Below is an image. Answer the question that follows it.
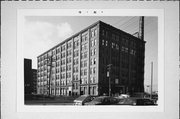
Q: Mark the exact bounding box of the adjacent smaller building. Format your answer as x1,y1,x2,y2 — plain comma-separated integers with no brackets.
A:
24,59,37,95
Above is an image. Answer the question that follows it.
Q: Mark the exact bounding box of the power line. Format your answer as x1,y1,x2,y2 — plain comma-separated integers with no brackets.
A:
118,17,137,28
113,17,156,36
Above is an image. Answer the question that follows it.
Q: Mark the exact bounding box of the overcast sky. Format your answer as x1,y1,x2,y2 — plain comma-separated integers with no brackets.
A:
24,16,158,91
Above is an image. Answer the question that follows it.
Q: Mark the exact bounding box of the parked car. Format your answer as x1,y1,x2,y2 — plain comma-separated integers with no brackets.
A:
134,98,155,106
73,95,96,105
84,96,119,105
117,97,156,106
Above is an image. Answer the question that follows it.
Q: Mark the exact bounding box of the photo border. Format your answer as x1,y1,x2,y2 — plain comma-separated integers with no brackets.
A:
17,9,164,112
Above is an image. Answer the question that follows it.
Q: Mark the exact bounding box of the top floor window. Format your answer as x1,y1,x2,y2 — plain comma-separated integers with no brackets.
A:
74,40,79,49
67,42,72,49
91,28,97,37
82,34,88,42
61,45,66,51
102,29,108,37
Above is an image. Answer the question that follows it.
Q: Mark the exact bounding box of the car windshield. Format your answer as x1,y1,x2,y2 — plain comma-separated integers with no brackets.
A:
75,95,89,101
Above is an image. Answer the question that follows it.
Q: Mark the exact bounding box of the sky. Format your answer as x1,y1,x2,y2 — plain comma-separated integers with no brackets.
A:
24,16,158,91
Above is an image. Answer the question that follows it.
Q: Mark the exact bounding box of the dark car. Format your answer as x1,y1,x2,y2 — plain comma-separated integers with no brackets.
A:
118,98,156,106
84,96,119,105
134,98,155,105
73,95,96,105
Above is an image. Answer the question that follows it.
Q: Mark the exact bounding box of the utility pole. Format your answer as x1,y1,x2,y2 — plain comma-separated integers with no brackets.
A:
107,64,112,96
47,55,56,97
150,62,153,99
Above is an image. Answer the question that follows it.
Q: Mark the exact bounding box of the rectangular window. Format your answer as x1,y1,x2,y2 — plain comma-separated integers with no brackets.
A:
90,49,93,56
82,34,88,42
94,58,96,64
84,69,87,75
93,77,96,83
74,40,79,49
91,30,94,37
94,49,96,55
102,30,105,36
102,40,104,46
84,43,87,50
106,41,108,46
93,67,96,74
115,79,119,84
94,29,97,36
84,60,87,67
90,68,93,74
81,69,84,76
90,59,93,65
94,38,97,46
91,39,94,47
116,44,119,50
81,61,84,67
84,52,87,58
81,53,84,59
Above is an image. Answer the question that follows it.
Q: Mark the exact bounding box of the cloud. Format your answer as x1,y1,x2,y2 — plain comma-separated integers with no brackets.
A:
24,21,55,42
24,20,73,68
57,22,73,39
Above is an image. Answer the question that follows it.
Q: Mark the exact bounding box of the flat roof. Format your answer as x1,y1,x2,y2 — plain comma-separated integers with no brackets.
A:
37,20,101,58
37,20,145,58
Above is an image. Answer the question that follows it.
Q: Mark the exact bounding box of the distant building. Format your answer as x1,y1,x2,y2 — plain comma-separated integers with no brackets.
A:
24,59,37,95
37,21,145,96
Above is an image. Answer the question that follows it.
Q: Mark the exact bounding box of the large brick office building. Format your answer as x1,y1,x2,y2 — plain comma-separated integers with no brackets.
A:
37,21,145,96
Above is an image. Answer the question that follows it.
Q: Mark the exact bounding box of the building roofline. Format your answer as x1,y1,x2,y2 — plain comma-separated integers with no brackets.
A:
99,21,146,43
37,20,145,58
37,20,101,58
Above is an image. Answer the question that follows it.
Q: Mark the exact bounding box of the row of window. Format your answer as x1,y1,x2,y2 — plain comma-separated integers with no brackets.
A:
38,28,98,62
37,78,97,87
38,66,97,78
81,86,97,95
38,38,98,63
39,57,96,72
